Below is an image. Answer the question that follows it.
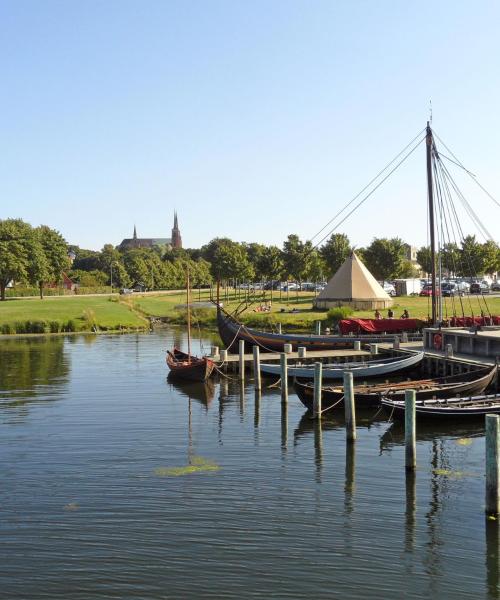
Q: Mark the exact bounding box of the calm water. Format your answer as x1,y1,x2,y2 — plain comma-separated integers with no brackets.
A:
0,332,498,599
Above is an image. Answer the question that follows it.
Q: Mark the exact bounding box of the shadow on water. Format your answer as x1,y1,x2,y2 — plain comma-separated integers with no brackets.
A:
0,337,70,417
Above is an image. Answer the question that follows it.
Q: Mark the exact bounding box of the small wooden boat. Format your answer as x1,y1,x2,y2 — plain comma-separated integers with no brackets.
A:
294,365,497,411
381,393,500,420
260,351,424,380
166,348,215,382
167,269,215,382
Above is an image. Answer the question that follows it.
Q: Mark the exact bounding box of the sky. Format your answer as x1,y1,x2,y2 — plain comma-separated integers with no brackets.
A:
1,0,499,251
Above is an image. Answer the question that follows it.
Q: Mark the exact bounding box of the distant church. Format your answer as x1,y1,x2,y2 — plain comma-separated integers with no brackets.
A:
118,213,182,251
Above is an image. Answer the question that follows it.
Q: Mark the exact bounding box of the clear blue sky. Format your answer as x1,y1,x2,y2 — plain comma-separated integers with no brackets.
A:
1,0,499,250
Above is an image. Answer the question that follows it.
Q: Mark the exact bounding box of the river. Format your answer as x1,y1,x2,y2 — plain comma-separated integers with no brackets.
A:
0,332,497,599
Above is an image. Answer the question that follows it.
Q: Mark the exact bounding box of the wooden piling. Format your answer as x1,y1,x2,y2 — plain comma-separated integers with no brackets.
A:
277,323,282,334
405,389,416,471
211,345,219,358
343,371,356,441
239,339,245,381
313,362,322,419
280,353,288,402
370,343,378,355
220,348,228,362
298,346,307,359
486,414,500,515
284,343,292,354
353,341,361,351
315,320,321,335
393,336,400,350
253,345,261,391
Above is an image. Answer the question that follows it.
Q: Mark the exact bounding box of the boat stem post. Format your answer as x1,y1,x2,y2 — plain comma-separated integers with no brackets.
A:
313,362,322,419
280,353,288,402
253,345,261,391
239,340,245,381
486,414,500,516
343,371,356,441
315,321,321,335
405,389,416,471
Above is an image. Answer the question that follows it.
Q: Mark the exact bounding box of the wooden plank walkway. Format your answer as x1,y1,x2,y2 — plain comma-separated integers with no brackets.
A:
211,348,371,364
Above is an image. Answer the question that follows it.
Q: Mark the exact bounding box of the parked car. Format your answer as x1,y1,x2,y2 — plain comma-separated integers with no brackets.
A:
441,282,464,297
420,284,440,297
454,280,471,293
491,281,500,292
470,281,490,294
119,288,133,295
379,281,396,297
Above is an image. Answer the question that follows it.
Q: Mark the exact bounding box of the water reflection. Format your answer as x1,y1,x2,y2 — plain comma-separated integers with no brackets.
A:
0,337,70,417
167,377,216,408
344,441,356,515
486,519,500,600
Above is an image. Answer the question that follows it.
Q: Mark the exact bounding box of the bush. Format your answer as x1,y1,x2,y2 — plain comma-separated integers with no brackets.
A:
327,306,354,326
0,323,15,334
49,320,61,333
63,319,77,332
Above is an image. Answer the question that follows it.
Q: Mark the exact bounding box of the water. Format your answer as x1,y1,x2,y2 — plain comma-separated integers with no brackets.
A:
0,332,498,599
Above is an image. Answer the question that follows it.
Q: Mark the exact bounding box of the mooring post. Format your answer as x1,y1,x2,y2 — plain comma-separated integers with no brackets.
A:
211,345,219,358
344,371,356,441
354,341,361,351
405,389,416,471
445,343,454,358
284,343,292,354
253,345,261,391
280,352,288,402
313,362,322,419
298,346,307,360
402,332,408,343
370,343,378,355
220,348,228,362
486,414,500,516
315,320,321,335
239,339,245,381
393,336,400,350
277,323,282,334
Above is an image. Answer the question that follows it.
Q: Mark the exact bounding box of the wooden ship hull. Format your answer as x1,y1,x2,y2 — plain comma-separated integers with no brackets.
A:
217,307,402,353
166,348,215,382
381,393,500,420
294,365,497,411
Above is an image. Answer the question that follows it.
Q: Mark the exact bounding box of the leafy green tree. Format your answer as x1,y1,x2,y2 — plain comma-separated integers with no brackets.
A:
482,240,500,276
33,225,69,298
0,219,33,301
282,234,313,284
305,250,326,283
27,237,50,299
245,243,267,280
72,247,101,271
213,243,254,282
441,243,460,276
460,235,485,276
416,246,433,276
362,237,406,281
320,233,351,278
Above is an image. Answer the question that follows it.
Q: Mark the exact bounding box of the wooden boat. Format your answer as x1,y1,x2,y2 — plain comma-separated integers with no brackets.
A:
294,365,497,410
217,306,405,353
167,269,214,382
260,351,424,380
381,393,500,420
166,348,215,382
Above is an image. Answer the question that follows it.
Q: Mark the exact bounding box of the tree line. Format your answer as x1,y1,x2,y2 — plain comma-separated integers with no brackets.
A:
1,218,498,301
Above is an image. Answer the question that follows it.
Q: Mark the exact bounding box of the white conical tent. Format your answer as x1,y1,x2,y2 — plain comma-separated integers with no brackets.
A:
314,251,393,310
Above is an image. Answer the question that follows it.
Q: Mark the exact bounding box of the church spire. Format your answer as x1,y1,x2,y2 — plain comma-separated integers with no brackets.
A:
133,224,137,239
171,212,182,249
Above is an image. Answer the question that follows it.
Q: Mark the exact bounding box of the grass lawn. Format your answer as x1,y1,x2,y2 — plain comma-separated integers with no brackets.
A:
131,291,500,331
0,295,147,333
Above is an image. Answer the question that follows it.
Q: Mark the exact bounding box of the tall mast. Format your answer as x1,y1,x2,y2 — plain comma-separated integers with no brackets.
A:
186,267,192,360
426,121,437,325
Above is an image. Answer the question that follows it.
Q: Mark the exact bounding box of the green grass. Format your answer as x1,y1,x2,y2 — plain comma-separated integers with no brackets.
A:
0,295,148,334
2,291,498,336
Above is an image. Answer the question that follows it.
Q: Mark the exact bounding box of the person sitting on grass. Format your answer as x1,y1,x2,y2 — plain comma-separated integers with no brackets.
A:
401,309,409,319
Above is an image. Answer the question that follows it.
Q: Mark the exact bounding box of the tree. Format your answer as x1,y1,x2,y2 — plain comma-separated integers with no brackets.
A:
441,242,460,276
212,243,254,282
245,243,267,280
0,219,33,301
27,237,50,299
460,235,485,276
363,238,406,280
305,250,326,283
416,246,433,276
282,234,313,284
482,240,500,276
33,225,69,298
320,233,351,278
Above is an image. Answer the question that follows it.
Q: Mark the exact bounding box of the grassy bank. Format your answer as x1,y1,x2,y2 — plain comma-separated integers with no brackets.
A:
0,296,148,334
131,292,500,331
1,291,498,336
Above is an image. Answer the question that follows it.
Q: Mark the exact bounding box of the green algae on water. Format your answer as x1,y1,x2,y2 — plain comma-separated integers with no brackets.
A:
155,456,220,477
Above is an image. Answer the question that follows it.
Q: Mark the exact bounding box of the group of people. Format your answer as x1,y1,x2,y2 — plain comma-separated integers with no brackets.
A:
374,308,409,320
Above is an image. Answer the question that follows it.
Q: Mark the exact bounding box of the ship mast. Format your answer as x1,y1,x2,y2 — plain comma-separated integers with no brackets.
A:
186,267,192,360
426,121,438,325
